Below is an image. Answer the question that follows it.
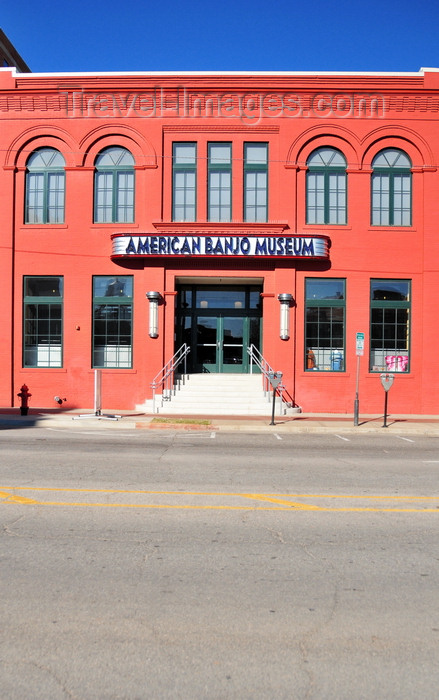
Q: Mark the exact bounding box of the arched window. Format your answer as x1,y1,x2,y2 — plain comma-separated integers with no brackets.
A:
306,148,347,225
371,149,412,226
25,148,65,224
94,147,135,223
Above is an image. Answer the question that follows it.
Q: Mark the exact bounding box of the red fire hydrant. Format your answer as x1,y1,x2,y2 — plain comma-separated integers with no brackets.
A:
17,384,32,416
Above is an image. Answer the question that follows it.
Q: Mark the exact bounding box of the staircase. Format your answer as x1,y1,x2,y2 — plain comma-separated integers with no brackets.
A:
140,373,288,417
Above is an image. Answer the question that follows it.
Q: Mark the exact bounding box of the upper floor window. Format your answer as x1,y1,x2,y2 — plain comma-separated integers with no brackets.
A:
173,143,197,221
244,143,268,222
371,149,411,226
25,148,65,224
208,143,232,222
306,148,347,225
94,147,135,223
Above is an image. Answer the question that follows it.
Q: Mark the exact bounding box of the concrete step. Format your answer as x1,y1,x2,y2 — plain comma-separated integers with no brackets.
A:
137,372,285,416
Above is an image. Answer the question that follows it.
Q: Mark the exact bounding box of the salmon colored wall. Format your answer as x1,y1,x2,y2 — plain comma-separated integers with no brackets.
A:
1,69,439,412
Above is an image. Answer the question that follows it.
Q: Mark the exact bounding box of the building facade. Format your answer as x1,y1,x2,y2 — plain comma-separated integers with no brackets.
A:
1,67,438,413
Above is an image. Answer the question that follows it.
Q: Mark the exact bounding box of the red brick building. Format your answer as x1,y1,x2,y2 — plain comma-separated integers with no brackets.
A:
1,65,438,413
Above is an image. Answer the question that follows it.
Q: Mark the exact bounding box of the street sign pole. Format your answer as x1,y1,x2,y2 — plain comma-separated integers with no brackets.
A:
354,333,364,427
354,356,360,426
268,371,283,426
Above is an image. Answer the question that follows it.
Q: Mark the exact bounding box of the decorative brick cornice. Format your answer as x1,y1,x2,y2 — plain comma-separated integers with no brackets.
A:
152,221,289,234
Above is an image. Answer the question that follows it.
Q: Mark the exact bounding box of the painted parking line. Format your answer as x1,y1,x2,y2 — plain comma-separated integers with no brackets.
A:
178,432,216,439
0,486,438,512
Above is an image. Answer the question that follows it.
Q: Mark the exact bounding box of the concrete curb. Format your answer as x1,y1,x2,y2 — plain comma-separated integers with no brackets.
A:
1,410,439,435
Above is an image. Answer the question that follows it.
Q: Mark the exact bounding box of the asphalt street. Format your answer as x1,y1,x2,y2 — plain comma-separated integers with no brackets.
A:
1,429,438,699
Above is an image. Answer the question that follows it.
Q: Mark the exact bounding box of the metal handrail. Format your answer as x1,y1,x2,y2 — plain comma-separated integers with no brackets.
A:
247,344,274,395
151,343,190,413
247,344,287,413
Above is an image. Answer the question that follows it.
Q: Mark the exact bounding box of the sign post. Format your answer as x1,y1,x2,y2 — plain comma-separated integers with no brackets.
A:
380,373,394,428
354,333,364,426
268,371,283,426
73,370,121,421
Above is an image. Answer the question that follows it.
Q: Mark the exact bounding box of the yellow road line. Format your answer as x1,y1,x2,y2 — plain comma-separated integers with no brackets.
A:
0,486,438,512
2,486,439,501
0,489,38,505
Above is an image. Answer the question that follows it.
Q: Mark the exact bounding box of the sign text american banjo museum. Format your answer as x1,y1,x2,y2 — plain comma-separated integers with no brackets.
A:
111,234,330,259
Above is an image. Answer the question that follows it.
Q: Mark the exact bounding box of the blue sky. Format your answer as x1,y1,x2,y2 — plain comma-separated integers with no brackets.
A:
2,0,439,73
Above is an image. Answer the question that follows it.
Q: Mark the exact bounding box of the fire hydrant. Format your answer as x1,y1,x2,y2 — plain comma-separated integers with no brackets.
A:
17,384,32,416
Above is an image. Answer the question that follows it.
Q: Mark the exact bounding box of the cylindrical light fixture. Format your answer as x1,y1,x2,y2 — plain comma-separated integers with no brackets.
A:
278,293,294,340
146,291,161,338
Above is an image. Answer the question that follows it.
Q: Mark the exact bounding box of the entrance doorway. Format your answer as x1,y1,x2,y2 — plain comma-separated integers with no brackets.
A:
176,284,262,373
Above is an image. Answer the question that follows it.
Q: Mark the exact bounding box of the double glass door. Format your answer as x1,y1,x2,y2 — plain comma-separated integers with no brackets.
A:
196,315,260,373
176,285,262,374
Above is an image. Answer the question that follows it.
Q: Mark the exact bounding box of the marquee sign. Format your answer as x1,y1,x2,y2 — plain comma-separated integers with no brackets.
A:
111,233,330,259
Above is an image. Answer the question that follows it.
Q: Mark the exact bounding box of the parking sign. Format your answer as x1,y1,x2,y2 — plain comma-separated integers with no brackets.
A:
356,332,365,356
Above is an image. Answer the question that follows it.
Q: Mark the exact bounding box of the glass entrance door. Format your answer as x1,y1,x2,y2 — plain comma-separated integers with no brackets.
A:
196,316,245,373
176,284,262,374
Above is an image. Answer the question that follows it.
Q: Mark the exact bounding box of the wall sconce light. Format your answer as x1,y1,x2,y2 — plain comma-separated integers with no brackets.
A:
146,291,161,338
278,293,294,340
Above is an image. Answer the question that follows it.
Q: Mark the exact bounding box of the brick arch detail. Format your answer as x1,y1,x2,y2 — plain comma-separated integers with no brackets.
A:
79,125,157,168
286,125,361,170
5,127,79,168
360,126,435,170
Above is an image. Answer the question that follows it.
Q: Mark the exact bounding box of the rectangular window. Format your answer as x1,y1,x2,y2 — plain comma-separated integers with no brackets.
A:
306,172,346,225
305,279,346,371
371,173,390,226
306,172,325,224
94,171,113,223
173,143,197,221
23,276,63,367
208,143,232,222
369,279,410,372
371,173,411,226
92,276,133,368
26,172,65,224
244,143,268,222
94,171,135,223
26,173,45,224
116,171,135,222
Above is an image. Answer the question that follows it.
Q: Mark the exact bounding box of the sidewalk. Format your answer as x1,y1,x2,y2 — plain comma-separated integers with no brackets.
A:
1,408,439,434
